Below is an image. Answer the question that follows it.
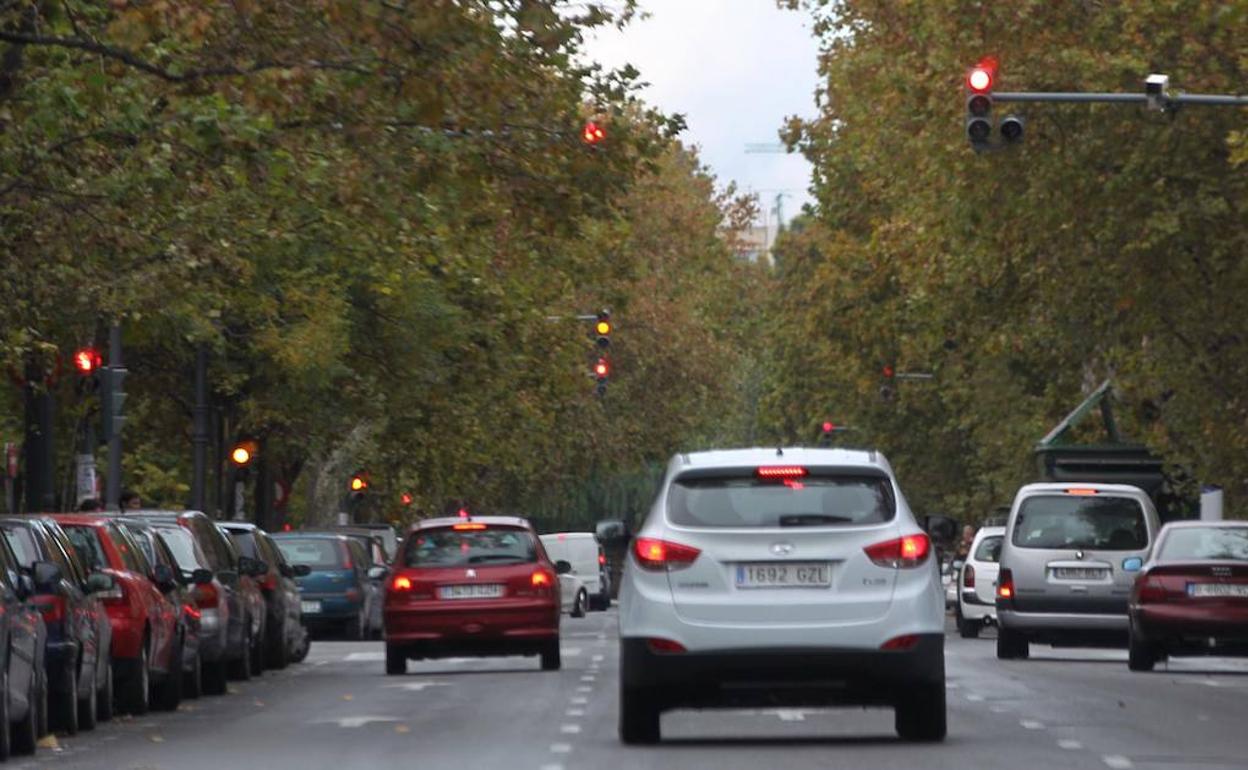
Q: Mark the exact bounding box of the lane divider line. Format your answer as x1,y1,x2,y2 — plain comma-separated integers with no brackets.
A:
1103,756,1133,769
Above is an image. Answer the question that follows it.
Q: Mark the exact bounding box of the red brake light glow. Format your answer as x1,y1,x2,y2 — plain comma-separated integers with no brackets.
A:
997,568,1015,600
531,570,552,587
1065,488,1099,496
392,575,413,591
633,537,700,571
646,638,686,654
756,466,808,480
864,534,931,568
453,523,487,531
598,554,606,566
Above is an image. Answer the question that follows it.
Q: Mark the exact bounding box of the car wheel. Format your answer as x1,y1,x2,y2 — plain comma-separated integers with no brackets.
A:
344,613,364,642
619,686,660,744
202,659,228,696
0,664,10,761
184,649,203,700
267,621,289,670
385,645,406,676
540,639,561,671
96,662,114,722
571,590,588,619
12,668,38,756
153,633,183,711
996,626,1029,660
58,659,79,735
289,631,310,664
956,606,980,639
250,624,266,677
120,642,151,715
78,657,98,731
1128,629,1157,672
230,625,253,681
895,681,947,742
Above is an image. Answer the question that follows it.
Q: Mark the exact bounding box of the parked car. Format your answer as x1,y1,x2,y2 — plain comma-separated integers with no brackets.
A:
996,483,1160,660
617,448,947,744
382,516,564,675
221,522,311,668
273,533,383,640
331,523,398,564
0,530,47,758
956,526,1005,638
126,511,268,685
116,518,204,702
53,514,181,715
0,516,113,733
540,532,610,611
1128,521,1248,671
302,528,388,636
941,558,963,609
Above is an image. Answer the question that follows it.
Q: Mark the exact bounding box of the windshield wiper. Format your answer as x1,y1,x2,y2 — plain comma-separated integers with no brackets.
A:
778,514,853,527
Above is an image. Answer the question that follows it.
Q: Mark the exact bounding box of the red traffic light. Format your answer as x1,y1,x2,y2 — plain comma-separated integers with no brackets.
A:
400,493,413,506
822,421,836,433
594,358,609,378
582,121,605,145
73,347,102,375
967,56,998,93
882,365,895,378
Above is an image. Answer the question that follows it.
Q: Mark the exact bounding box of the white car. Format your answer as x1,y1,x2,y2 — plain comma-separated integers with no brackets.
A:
617,447,947,744
540,532,610,611
555,567,589,618
955,526,1005,638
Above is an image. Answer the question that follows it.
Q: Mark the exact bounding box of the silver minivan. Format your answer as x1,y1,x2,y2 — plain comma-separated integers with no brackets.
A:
996,482,1161,659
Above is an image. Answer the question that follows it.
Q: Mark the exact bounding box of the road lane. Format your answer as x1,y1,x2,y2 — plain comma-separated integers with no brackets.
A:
14,612,1247,770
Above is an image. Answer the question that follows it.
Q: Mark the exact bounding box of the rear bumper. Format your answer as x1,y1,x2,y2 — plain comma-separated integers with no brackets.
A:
384,599,559,651
960,592,997,622
1133,605,1248,652
998,608,1127,645
299,594,362,622
619,634,944,710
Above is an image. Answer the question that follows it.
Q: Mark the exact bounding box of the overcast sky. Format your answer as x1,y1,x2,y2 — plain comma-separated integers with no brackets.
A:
583,0,821,224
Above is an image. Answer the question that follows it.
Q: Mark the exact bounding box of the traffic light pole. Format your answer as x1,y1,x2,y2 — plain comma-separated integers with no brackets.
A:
104,323,123,511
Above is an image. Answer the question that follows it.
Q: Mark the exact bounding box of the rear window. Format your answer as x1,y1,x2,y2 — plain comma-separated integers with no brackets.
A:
1,526,38,566
155,526,207,571
226,531,259,559
667,472,895,528
276,538,343,570
64,525,108,571
1012,495,1147,551
1158,527,1248,562
404,526,536,568
974,535,1003,563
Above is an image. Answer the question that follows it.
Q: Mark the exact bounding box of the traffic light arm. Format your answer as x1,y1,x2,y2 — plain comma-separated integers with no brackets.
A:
993,91,1247,107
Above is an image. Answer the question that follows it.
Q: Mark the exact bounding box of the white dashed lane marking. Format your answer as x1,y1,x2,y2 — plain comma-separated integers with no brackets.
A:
549,743,572,754
1103,756,1133,769
1020,719,1045,730
1058,739,1084,750
559,724,582,734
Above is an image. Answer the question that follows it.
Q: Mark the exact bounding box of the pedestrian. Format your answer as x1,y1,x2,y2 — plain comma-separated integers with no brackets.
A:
120,490,142,510
955,524,976,560
77,498,102,512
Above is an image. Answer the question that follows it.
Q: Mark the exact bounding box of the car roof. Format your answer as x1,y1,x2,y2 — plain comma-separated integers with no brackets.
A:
271,531,349,541
1159,520,1247,530
47,513,117,527
411,515,533,531
1015,482,1151,496
672,447,888,472
219,521,259,531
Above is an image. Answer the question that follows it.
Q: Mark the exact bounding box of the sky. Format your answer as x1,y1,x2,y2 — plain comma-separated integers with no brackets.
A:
583,0,822,225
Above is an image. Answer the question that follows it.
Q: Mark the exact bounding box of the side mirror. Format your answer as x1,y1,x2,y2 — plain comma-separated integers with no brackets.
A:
31,561,62,593
595,519,629,546
554,560,573,575
292,564,311,578
15,574,34,601
922,515,959,543
279,563,294,579
366,565,388,581
190,568,215,586
85,572,116,594
151,563,178,592
217,569,239,587
237,556,267,578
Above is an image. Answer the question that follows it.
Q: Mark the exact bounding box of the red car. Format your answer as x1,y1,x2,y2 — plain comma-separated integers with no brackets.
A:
1128,521,1248,671
383,516,565,675
53,515,181,714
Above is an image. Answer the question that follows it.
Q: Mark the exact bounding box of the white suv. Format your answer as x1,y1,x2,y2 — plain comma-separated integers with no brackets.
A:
617,447,946,744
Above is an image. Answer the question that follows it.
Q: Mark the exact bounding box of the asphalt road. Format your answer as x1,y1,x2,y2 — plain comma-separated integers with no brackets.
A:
12,612,1248,770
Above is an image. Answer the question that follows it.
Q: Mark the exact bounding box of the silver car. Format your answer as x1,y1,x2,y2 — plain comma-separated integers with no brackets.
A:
996,483,1160,659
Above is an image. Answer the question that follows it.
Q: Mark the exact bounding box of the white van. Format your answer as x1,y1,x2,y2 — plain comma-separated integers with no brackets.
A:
540,532,611,610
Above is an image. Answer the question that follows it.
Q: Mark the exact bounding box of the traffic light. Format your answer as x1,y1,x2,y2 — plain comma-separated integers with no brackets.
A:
594,310,611,349
880,365,896,402
400,493,413,507
99,365,128,443
582,120,605,145
349,473,369,493
965,57,996,151
72,347,102,376
230,439,258,467
1000,114,1025,144
593,356,609,397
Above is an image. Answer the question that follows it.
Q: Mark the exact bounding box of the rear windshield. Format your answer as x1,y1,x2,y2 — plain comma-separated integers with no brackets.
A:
1158,527,1248,562
974,535,1003,563
667,472,895,528
226,531,258,559
275,538,344,570
404,526,536,567
63,525,108,571
153,525,206,571
1012,495,1147,550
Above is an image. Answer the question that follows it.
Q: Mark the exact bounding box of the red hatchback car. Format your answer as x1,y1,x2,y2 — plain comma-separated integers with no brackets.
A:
383,516,565,675
53,515,181,714
1128,521,1248,671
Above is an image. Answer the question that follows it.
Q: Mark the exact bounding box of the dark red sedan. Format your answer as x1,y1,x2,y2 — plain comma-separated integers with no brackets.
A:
383,516,565,675
1128,521,1248,671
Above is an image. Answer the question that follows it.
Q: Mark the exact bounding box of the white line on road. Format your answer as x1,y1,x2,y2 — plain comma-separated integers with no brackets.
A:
566,708,585,717
563,648,583,657
591,654,604,662
540,765,564,770
1103,756,1133,769
576,686,593,693
560,724,582,734
1020,719,1045,730
344,652,385,662
570,696,588,705
315,715,402,728
550,743,572,754
384,681,450,692
1058,740,1084,750
966,693,985,701
768,709,808,722
580,675,596,682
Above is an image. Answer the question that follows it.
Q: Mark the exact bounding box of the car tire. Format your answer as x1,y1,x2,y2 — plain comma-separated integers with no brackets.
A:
289,633,310,664
895,681,947,742
956,607,980,639
58,660,79,735
385,645,406,676
996,626,1029,660
571,590,588,619
344,613,365,642
78,659,98,731
119,643,151,715
184,650,203,700
1128,630,1156,672
250,623,266,677
230,625,253,681
96,662,114,722
12,668,38,756
540,639,561,671
153,634,183,711
0,664,10,761
619,686,660,744
202,659,228,696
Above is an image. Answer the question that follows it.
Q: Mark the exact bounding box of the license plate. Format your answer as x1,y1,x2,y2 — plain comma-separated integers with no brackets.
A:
438,584,505,600
300,600,321,614
1189,583,1248,598
735,562,830,589
1052,567,1107,580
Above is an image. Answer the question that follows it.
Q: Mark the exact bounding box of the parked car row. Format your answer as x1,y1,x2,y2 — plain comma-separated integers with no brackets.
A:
0,510,315,762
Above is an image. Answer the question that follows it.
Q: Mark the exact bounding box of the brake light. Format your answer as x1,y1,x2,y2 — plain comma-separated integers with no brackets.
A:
963,563,976,588
632,537,701,571
756,466,808,479
194,580,220,609
259,573,277,592
453,523,487,531
1065,488,1099,496
183,603,202,621
531,570,552,587
33,595,66,624
392,575,413,591
863,534,930,568
881,634,919,650
646,638,686,654
598,554,606,566
997,568,1014,600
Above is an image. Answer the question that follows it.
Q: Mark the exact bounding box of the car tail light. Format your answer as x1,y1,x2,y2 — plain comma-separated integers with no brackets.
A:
453,523,487,531
194,580,220,609
646,638,686,654
997,568,1015,600
633,537,700,571
183,603,202,621
598,553,606,566
863,534,930,568
756,466,808,479
1065,488,1099,496
391,575,413,592
531,569,553,588
881,634,920,650
259,573,278,592
963,563,976,588
33,595,66,624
